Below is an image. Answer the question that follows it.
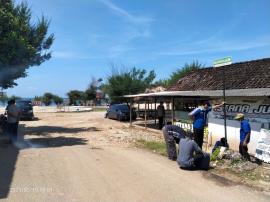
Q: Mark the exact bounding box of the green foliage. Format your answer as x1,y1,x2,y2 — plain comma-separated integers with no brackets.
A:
0,94,21,103
33,96,43,102
9,95,21,100
67,90,85,105
153,79,169,88
210,147,221,161
66,78,103,106
85,87,96,101
136,139,167,156
34,93,63,105
84,77,102,101
0,94,8,103
167,61,204,86
0,0,54,88
103,66,156,102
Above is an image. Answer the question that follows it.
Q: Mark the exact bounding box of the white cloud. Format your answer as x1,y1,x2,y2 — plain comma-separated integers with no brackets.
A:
157,36,270,56
94,0,154,59
99,0,153,25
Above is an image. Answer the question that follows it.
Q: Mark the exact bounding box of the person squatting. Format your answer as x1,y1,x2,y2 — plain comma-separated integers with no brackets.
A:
163,123,210,170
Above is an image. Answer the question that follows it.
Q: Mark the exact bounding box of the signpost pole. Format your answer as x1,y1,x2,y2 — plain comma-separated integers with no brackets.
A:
214,57,232,144
154,97,157,126
222,66,227,144
129,99,132,127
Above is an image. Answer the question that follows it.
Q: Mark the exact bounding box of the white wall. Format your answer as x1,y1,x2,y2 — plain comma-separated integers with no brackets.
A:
208,119,262,155
208,96,270,155
0,106,92,113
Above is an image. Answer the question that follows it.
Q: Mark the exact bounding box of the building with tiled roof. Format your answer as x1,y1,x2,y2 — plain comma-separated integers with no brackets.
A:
125,58,270,158
166,58,270,158
168,58,270,91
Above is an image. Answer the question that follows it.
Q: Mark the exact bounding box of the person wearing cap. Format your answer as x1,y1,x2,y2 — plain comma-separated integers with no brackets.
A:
234,113,251,161
189,101,224,149
162,123,187,161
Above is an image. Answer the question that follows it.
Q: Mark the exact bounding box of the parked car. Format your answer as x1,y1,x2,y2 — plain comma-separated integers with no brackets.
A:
16,100,34,120
106,104,136,121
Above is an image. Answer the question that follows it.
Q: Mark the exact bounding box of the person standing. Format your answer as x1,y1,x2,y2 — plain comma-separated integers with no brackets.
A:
189,101,224,149
234,113,251,161
6,99,21,143
162,123,187,161
157,102,165,130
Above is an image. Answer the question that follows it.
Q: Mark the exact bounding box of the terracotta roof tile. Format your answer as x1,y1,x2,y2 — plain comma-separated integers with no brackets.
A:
168,58,270,91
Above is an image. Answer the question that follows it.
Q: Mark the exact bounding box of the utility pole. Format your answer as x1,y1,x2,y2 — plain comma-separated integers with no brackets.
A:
213,57,232,144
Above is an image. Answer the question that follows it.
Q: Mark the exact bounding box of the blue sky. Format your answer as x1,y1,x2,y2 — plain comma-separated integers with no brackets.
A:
8,0,270,97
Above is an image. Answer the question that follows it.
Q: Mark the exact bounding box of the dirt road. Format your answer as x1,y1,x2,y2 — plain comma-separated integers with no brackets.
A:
0,112,269,202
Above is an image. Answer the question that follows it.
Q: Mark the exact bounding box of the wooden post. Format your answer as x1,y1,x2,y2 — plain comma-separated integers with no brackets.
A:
154,97,157,126
171,97,175,124
148,100,150,127
129,99,132,127
144,101,147,129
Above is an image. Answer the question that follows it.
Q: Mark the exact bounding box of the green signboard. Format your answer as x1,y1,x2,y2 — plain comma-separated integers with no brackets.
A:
213,57,232,67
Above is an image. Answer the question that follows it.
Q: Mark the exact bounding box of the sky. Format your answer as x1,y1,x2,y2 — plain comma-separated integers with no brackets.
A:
7,0,270,97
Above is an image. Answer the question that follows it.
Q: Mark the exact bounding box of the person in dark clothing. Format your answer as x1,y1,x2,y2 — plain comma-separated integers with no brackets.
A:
189,101,224,148
212,137,229,153
157,102,165,130
6,99,21,143
162,124,187,161
177,133,210,170
234,113,251,161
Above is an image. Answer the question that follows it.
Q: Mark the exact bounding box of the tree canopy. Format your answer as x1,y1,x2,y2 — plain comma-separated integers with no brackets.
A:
0,0,54,89
84,77,102,101
34,93,63,106
67,90,85,105
0,94,21,103
166,61,204,87
103,67,156,102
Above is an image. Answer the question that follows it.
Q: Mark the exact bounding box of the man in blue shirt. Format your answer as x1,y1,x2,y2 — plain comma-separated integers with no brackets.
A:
189,101,224,148
234,113,251,161
162,123,187,161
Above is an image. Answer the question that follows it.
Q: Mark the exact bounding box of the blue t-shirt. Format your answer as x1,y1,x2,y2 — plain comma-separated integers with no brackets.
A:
190,107,212,129
240,120,251,143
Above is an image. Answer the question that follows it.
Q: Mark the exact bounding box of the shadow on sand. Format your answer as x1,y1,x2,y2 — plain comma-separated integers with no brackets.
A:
23,125,101,136
0,124,91,199
134,122,160,130
0,144,19,199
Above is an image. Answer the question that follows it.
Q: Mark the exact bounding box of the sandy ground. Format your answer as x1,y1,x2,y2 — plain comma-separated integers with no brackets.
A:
0,111,269,202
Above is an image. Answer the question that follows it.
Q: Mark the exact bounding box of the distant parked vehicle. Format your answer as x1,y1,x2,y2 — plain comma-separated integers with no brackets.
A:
106,104,136,121
16,100,34,120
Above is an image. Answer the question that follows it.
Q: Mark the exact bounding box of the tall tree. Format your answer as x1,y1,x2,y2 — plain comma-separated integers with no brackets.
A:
41,93,53,106
84,77,103,101
0,0,54,89
40,92,63,106
153,79,169,88
34,93,62,105
67,90,85,105
167,61,204,86
103,66,156,102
